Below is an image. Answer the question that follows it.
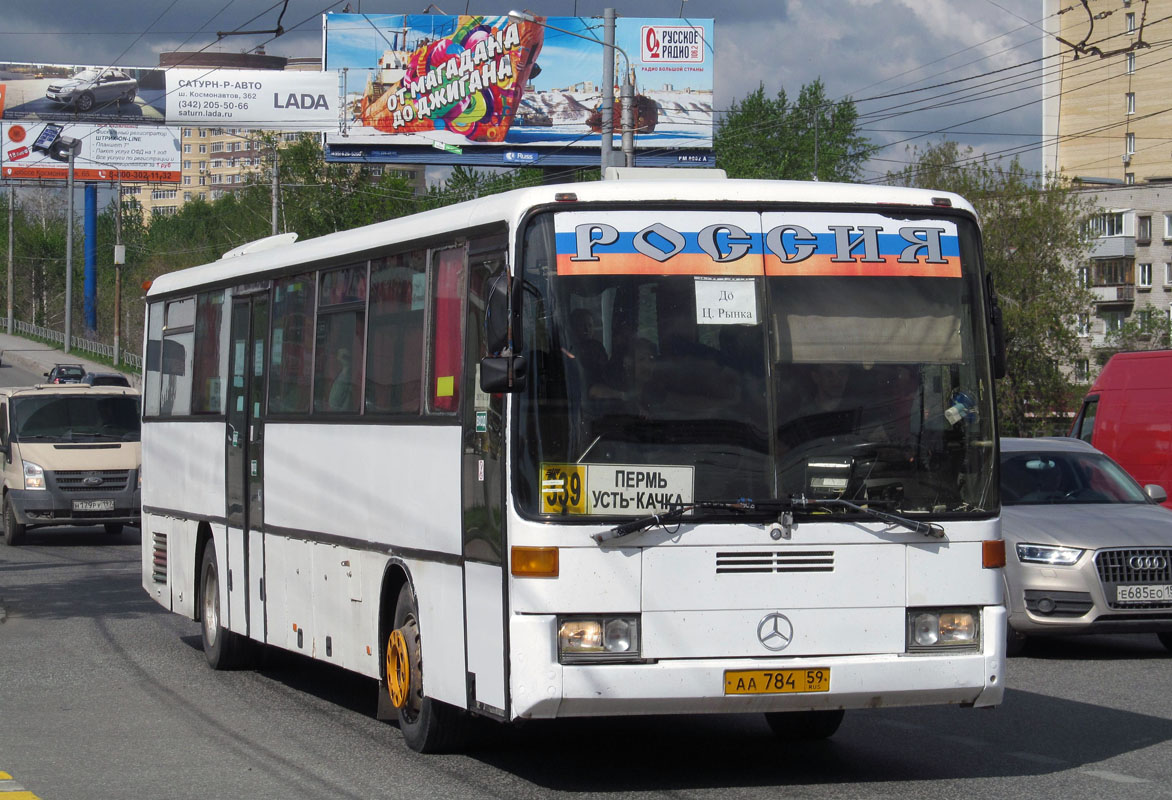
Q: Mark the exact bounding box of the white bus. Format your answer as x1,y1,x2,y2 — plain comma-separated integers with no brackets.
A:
141,169,1007,753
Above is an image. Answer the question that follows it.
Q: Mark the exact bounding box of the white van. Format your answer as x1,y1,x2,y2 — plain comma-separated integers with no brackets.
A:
0,385,141,545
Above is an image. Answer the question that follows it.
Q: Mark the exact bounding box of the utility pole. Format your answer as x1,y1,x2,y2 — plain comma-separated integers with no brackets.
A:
113,177,124,367
6,185,13,335
271,142,280,236
65,147,75,354
601,8,615,171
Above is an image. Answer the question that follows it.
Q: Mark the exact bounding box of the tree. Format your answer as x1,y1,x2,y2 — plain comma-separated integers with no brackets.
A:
887,141,1096,436
714,80,875,182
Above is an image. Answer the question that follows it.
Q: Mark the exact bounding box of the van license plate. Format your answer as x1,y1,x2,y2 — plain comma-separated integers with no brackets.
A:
1117,584,1172,603
724,668,830,695
73,499,114,512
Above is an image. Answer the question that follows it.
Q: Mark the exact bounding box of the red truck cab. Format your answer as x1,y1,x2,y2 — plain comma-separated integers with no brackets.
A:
1071,350,1172,508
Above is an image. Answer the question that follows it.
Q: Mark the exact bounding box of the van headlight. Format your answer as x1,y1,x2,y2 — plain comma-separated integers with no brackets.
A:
557,615,641,664
907,608,979,651
23,460,46,490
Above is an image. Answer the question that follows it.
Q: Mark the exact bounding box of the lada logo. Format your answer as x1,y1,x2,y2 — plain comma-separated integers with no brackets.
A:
756,612,794,651
1129,555,1168,570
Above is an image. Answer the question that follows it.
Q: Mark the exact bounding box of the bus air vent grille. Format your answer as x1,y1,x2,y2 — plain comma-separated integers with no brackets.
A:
152,532,167,584
715,550,835,574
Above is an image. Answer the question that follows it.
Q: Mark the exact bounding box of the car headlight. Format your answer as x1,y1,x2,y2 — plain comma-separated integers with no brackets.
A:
907,608,979,651
1016,543,1084,566
23,460,46,490
557,615,641,664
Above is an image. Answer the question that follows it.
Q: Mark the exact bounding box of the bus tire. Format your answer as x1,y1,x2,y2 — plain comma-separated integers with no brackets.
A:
200,540,248,669
763,709,845,740
4,496,25,546
388,583,472,753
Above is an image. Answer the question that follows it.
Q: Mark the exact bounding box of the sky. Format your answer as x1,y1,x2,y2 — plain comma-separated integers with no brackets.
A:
0,0,1047,181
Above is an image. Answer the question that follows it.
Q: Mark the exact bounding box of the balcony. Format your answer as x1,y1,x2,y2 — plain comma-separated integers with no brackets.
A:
1092,285,1135,305
1089,236,1136,259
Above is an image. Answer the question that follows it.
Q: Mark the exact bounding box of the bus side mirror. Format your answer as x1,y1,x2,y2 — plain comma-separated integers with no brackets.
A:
480,355,528,393
986,273,1007,379
484,273,512,355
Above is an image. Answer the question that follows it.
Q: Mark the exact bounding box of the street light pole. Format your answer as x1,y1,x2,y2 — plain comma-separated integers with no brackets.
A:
508,9,635,171
65,147,75,354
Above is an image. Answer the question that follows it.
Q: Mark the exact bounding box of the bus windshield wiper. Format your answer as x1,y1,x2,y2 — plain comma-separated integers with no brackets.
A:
593,495,944,544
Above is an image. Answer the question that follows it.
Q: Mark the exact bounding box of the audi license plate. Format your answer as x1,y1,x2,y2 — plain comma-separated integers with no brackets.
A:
1117,584,1172,603
724,667,830,695
73,499,115,512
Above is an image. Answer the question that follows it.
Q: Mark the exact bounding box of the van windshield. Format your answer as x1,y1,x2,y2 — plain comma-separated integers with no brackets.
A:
12,395,141,442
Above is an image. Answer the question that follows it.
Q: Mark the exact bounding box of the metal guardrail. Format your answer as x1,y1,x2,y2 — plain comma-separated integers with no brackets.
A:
10,320,142,370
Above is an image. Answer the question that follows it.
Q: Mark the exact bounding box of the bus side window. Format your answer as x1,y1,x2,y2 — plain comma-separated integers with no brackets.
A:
431,246,467,413
366,251,426,414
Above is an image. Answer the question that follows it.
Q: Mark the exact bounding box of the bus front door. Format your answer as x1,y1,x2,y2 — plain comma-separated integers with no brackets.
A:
226,294,269,644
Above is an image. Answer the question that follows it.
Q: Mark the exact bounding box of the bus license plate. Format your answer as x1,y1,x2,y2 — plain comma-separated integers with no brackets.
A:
724,668,830,695
1117,584,1172,603
73,499,115,512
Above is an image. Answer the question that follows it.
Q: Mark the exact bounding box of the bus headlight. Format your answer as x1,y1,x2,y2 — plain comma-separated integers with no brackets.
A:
557,615,641,664
907,608,979,651
23,460,46,490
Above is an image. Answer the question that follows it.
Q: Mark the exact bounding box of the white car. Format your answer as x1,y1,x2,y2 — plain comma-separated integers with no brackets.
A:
45,69,137,113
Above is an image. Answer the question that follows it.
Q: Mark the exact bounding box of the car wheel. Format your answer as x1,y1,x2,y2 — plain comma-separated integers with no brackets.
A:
386,584,473,753
1158,632,1172,653
76,92,95,112
200,540,249,669
3,495,25,546
1006,625,1029,657
104,523,124,536
763,709,845,740
123,89,136,104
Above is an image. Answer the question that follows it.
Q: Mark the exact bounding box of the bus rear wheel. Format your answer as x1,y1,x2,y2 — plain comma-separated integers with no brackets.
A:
200,540,249,669
386,584,472,753
763,709,845,740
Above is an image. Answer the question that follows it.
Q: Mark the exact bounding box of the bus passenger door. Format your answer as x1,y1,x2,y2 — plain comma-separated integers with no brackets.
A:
226,294,269,643
460,239,509,719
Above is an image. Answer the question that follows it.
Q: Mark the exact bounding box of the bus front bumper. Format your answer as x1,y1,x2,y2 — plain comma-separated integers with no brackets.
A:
509,606,1005,720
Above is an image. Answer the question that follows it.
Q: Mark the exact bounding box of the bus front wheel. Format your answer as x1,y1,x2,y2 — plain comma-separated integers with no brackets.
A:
200,540,249,669
387,584,472,753
763,709,845,740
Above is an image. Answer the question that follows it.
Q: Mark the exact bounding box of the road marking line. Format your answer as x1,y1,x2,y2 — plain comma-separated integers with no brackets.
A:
1082,769,1150,784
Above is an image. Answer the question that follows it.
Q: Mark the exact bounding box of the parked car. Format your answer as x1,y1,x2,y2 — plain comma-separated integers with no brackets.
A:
44,364,85,384
82,372,131,387
45,68,138,113
1000,436,1172,655
1071,349,1172,508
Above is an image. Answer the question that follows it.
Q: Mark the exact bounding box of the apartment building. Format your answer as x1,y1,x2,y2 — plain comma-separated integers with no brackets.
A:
1042,0,1172,183
1070,182,1172,380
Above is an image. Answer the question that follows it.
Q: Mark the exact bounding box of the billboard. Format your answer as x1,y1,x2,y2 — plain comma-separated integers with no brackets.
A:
1,121,180,182
323,13,714,168
0,62,341,131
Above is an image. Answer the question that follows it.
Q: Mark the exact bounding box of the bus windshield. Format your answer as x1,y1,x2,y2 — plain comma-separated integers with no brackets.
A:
515,207,997,520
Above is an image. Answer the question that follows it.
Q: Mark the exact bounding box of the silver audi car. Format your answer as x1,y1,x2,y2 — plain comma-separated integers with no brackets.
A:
1001,436,1172,654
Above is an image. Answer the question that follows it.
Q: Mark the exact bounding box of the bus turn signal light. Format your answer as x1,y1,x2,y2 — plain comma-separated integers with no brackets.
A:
983,540,1006,568
511,546,559,577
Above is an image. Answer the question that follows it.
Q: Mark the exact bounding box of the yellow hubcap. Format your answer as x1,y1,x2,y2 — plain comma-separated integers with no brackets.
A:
387,629,410,709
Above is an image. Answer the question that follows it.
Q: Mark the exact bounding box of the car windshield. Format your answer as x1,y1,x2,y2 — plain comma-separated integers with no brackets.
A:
514,207,997,521
1001,450,1149,505
12,395,141,442
72,69,101,81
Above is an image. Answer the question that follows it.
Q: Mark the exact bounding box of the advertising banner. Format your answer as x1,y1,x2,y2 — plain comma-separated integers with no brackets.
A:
165,69,340,130
1,62,341,131
323,13,714,167
1,121,181,182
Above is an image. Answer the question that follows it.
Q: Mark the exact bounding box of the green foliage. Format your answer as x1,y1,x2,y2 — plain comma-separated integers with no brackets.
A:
714,80,875,182
886,141,1096,436
1097,312,1172,365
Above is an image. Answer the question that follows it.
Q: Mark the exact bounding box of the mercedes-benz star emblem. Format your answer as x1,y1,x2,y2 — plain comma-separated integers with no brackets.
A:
757,612,794,651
